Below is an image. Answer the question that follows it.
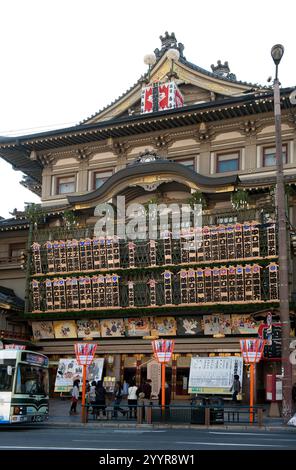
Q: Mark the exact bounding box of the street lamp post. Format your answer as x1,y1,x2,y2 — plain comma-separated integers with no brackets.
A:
271,44,292,420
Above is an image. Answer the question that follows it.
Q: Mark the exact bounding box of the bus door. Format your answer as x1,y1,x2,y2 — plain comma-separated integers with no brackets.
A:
14,362,49,422
0,358,14,423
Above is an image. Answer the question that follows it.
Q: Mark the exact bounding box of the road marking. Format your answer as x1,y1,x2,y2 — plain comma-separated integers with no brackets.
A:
209,432,296,441
176,442,286,447
113,430,166,433
209,432,277,436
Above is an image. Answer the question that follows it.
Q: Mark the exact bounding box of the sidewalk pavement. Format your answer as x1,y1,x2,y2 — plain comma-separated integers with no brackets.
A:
46,398,296,431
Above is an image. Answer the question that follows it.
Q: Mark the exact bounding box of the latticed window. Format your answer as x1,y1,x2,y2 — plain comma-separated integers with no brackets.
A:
174,158,195,170
57,176,76,194
216,151,239,173
263,144,287,167
94,170,112,189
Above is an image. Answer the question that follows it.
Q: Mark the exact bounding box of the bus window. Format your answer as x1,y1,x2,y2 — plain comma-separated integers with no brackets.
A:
0,363,14,391
15,365,49,395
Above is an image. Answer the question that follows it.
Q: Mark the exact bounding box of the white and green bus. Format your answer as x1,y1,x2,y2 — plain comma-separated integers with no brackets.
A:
0,349,49,424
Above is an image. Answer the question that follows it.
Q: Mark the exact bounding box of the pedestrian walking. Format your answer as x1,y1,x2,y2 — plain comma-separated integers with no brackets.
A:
85,380,91,404
89,380,97,413
127,380,138,418
230,374,241,402
136,378,152,420
113,381,127,418
95,380,107,418
122,379,129,397
69,379,80,415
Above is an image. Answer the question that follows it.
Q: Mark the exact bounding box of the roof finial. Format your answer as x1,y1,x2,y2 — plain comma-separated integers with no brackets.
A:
154,32,185,60
211,60,236,80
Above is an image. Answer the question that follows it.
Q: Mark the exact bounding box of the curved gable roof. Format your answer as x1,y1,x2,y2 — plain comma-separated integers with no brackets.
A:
68,159,238,207
82,34,263,125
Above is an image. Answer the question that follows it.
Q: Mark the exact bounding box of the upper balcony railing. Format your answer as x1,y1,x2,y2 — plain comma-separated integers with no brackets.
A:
0,255,23,269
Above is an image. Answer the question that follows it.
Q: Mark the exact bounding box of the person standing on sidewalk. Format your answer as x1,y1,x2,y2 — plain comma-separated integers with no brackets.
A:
89,380,97,414
137,378,152,420
69,379,80,415
113,381,127,418
230,374,241,402
95,380,107,418
127,380,138,419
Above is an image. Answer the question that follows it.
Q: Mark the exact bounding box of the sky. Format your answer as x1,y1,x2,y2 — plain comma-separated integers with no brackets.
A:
0,0,295,218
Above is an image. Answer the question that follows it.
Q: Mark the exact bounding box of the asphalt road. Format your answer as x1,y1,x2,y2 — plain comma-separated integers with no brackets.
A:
0,427,295,450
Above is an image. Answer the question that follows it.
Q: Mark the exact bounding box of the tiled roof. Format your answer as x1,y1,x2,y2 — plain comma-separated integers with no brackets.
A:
79,44,263,125
0,217,29,231
180,57,261,89
0,286,24,311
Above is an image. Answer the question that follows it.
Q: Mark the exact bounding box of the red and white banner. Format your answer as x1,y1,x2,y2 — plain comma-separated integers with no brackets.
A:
141,81,184,114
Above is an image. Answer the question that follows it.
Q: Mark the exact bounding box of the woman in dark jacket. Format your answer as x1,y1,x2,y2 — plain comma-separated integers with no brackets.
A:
158,382,171,406
95,380,107,418
158,382,171,419
113,381,127,418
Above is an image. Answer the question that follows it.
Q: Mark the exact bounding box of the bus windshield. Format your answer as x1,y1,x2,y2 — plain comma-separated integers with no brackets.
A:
0,361,15,392
15,364,49,395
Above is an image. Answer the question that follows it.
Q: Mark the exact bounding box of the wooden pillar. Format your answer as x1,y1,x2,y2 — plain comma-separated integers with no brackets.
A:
136,357,141,387
171,357,177,400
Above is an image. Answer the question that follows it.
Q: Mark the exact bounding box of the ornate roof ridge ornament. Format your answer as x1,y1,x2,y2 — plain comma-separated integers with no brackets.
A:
134,149,160,164
211,60,237,81
154,32,186,61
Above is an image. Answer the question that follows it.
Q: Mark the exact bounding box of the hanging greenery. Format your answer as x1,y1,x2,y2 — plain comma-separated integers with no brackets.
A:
25,203,45,227
62,210,77,228
231,189,249,210
187,191,207,209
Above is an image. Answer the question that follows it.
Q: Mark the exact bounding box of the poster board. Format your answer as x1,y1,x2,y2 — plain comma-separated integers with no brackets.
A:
32,321,55,339
54,358,104,392
76,319,101,338
150,316,176,336
177,317,203,336
100,319,125,337
188,356,243,395
203,314,232,335
53,320,77,339
126,317,150,337
231,315,260,334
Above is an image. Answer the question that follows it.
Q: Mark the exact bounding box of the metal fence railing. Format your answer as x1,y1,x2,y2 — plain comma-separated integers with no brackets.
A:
83,403,265,427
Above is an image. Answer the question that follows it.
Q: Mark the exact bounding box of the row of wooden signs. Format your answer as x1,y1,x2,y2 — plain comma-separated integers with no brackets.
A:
31,313,263,340
31,263,279,312
31,222,277,275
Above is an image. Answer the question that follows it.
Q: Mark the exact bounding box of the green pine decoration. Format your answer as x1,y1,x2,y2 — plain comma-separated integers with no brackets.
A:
187,191,207,209
231,189,249,210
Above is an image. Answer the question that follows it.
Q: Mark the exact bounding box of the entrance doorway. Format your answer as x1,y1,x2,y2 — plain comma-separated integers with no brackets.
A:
176,367,190,396
123,367,136,386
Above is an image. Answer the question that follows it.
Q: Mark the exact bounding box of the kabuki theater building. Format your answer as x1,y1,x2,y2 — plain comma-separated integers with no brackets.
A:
0,33,296,401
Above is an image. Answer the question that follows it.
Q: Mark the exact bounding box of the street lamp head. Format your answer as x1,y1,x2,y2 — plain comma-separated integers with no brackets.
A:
166,48,180,62
144,53,156,66
271,44,284,65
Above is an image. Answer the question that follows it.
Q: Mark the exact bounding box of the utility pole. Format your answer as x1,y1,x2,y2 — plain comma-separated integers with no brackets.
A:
271,44,292,420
